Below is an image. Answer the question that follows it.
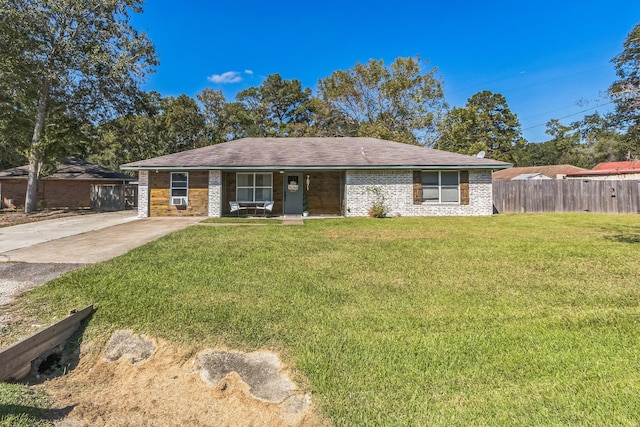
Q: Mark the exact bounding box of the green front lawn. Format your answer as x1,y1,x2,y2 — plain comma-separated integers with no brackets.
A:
0,383,51,427
4,214,640,425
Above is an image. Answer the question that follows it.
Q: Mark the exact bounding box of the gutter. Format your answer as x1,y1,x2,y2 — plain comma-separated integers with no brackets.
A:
121,164,512,172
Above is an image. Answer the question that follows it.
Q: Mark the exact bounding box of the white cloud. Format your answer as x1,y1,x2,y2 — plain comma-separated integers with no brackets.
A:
244,69,254,75
207,71,242,84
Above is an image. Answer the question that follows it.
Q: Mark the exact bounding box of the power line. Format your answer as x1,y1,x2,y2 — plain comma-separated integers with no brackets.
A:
447,63,612,97
521,101,615,131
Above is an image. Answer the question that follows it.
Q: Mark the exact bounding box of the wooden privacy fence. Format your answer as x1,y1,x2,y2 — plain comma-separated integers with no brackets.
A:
91,184,137,211
493,180,640,214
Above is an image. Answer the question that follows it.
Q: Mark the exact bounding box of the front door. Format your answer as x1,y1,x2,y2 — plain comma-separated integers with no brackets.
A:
284,173,303,215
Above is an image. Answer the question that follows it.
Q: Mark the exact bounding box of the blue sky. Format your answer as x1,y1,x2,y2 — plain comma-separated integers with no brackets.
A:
132,1,640,142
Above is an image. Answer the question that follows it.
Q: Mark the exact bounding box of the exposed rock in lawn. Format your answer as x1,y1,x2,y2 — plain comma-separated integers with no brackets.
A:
198,350,306,406
104,330,156,364
283,393,313,414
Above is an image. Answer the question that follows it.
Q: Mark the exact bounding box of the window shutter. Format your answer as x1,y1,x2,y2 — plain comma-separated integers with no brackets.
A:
413,171,422,205
460,170,469,205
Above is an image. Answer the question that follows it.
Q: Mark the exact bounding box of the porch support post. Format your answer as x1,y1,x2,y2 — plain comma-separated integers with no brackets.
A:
208,170,222,217
137,170,149,218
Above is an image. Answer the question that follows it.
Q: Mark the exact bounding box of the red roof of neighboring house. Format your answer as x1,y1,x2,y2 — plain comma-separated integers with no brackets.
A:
592,161,640,171
565,161,640,177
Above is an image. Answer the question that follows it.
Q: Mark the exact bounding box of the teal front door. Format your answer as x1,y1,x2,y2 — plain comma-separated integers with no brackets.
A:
284,173,303,215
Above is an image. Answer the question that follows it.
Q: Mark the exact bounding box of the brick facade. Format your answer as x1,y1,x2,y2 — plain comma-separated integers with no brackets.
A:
0,179,131,210
135,168,495,217
344,169,494,217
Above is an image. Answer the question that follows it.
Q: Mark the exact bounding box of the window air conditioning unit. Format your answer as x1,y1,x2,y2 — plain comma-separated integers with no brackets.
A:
171,197,187,206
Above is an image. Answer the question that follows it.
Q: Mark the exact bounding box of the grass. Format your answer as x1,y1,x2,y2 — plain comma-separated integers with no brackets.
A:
3,213,640,425
201,217,277,224
0,383,52,426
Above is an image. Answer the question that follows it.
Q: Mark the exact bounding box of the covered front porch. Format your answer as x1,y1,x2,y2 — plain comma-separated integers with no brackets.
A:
221,170,345,217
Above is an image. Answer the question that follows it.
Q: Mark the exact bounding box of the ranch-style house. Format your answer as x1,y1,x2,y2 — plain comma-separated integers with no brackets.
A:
120,137,511,218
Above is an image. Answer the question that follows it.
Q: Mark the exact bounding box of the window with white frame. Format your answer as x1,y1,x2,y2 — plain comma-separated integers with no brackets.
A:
422,171,459,203
170,172,188,206
236,172,273,202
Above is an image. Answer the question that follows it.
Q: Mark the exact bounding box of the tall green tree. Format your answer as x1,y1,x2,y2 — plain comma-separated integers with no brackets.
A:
221,101,261,140
161,94,207,152
437,90,525,162
90,92,212,170
610,24,640,121
235,74,314,137
90,114,159,173
317,57,446,145
0,0,157,212
519,113,623,168
541,119,594,167
574,113,625,163
303,97,359,137
89,92,163,172
0,96,30,168
609,23,640,159
197,88,230,144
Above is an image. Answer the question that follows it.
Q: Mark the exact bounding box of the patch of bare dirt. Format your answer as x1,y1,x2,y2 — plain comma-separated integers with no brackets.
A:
39,331,326,427
0,209,96,228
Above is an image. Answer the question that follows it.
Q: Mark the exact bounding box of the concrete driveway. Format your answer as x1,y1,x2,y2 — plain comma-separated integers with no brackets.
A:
0,211,139,255
0,212,204,305
0,212,204,263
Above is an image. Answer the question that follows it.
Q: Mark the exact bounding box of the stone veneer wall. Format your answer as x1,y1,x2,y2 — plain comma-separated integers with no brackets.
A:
137,170,149,218
208,170,222,217
344,169,493,217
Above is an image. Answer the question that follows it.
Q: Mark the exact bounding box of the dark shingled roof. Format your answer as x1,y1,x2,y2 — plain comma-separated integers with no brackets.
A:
0,157,134,181
121,137,512,170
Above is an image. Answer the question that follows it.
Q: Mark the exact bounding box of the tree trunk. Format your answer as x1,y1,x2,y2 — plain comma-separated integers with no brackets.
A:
24,150,41,213
25,77,50,213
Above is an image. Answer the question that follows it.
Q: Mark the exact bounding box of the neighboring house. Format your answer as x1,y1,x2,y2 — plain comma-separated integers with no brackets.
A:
493,164,588,180
512,173,552,180
564,161,640,180
121,137,511,218
0,157,135,209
